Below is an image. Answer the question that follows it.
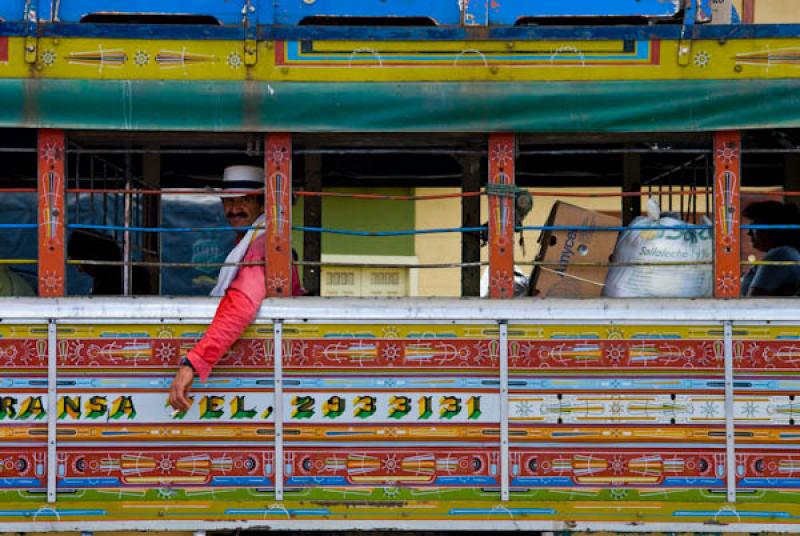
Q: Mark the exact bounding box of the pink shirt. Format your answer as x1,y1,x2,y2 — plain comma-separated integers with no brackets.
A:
187,234,302,381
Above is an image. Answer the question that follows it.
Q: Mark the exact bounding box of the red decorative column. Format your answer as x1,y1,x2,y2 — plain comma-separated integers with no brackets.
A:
264,133,293,297
713,131,741,298
37,129,66,297
488,133,516,299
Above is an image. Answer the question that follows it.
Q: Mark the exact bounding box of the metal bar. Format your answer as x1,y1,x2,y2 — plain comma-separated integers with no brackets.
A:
296,148,481,155
303,154,322,296
519,148,711,155
499,321,509,502
122,155,132,296
46,319,57,503
713,131,742,298
273,320,284,502
265,133,293,297
65,258,713,269
37,129,66,297
723,320,736,503
142,147,161,294
6,296,800,323
55,147,800,156
488,134,516,299
460,154,481,297
622,151,641,225
643,154,707,186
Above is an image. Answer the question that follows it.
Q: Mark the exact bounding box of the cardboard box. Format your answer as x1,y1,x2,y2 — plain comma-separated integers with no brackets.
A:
530,201,620,298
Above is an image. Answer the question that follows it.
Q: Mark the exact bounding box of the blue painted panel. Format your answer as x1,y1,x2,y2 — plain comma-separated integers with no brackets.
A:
0,1,25,23
273,0,462,26
56,0,253,25
490,0,681,25
463,0,488,26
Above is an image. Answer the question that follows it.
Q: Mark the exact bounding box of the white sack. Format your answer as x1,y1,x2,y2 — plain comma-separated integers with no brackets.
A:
603,198,712,298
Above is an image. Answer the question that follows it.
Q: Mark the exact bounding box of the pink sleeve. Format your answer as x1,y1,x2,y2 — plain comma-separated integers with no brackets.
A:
186,284,260,381
234,234,304,297
186,235,303,380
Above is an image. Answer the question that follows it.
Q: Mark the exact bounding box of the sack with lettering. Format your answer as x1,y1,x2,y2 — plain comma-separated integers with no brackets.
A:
603,198,713,298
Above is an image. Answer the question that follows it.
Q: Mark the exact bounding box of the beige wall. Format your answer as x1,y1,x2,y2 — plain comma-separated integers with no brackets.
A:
732,0,800,23
414,187,463,296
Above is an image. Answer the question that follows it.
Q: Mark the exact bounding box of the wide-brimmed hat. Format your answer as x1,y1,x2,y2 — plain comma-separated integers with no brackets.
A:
218,165,264,198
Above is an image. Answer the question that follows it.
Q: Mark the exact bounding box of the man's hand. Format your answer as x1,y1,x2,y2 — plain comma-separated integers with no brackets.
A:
168,366,195,412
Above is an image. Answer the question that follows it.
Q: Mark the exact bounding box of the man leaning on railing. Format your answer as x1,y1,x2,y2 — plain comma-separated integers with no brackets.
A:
168,165,303,411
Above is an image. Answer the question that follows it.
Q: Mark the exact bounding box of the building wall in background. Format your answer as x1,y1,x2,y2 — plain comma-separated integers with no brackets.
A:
733,0,800,23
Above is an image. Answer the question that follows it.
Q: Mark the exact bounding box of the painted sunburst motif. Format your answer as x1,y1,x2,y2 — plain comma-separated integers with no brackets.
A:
381,326,400,339
154,343,177,364
605,327,624,340
267,274,289,294
40,49,57,66
134,50,150,66
39,270,63,295
717,271,738,294
717,143,740,164
41,142,64,165
381,343,401,361
267,144,289,164
491,144,514,167
693,50,711,68
227,51,244,69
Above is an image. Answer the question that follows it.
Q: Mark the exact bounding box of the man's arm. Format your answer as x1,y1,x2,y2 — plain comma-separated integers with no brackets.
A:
168,264,265,411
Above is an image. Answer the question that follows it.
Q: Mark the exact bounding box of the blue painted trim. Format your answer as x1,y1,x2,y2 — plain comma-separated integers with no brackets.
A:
2,22,800,41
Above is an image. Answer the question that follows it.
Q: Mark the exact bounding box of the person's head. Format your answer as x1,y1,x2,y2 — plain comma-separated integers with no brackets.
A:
743,201,800,252
219,165,264,228
67,230,121,277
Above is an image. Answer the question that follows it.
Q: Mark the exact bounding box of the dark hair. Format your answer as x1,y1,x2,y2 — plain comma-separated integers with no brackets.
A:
743,201,800,250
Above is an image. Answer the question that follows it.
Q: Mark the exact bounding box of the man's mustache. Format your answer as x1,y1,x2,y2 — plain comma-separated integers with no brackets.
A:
226,211,248,219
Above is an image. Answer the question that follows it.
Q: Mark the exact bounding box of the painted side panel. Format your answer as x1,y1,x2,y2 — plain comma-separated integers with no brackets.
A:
1,315,800,530
4,36,800,83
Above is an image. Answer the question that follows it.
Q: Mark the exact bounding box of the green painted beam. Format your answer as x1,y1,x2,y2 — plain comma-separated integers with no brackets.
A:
2,78,800,132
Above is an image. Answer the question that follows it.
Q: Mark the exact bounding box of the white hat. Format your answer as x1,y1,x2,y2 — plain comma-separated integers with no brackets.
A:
218,165,264,198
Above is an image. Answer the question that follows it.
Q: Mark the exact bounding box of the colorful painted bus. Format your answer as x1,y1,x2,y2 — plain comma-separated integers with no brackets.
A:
4,0,800,533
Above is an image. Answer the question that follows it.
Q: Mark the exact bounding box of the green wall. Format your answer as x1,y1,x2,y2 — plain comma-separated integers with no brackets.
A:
291,187,415,258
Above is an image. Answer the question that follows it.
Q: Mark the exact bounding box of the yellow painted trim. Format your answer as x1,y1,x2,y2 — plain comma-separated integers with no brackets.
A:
2,36,800,82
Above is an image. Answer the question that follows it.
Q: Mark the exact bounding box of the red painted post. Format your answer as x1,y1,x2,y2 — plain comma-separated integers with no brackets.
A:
264,133,293,297
488,133,516,299
713,131,741,298
37,129,66,297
